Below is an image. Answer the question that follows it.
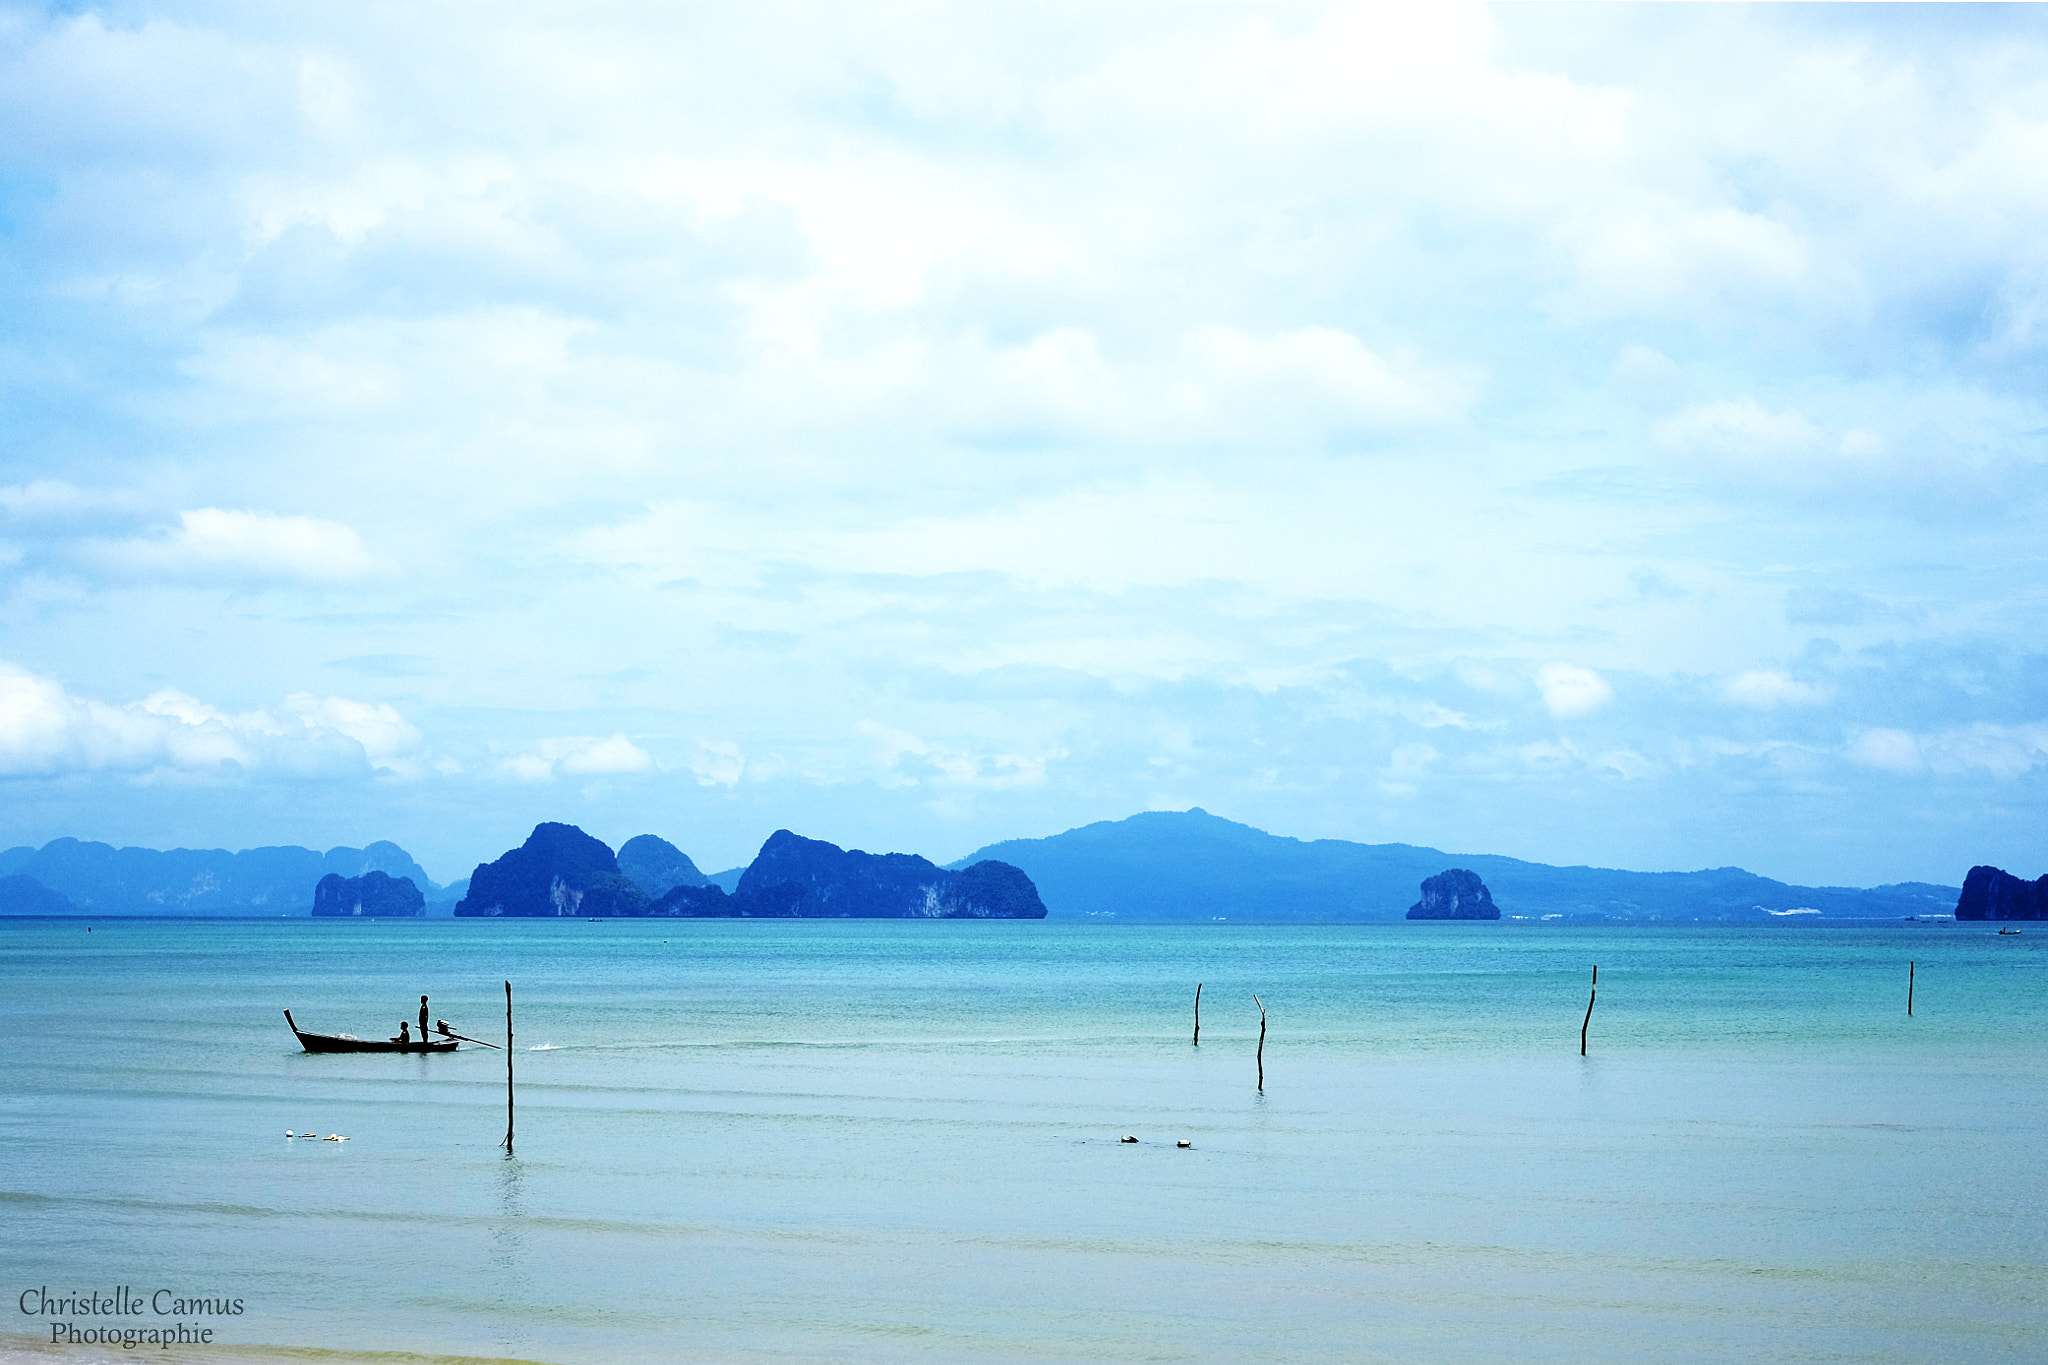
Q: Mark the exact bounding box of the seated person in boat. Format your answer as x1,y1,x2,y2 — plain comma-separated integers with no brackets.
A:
391,1021,412,1044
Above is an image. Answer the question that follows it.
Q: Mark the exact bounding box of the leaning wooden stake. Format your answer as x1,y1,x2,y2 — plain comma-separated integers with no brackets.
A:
1252,993,1266,1091
1580,965,1598,1057
501,981,515,1153
1193,983,1202,1045
1907,961,1915,1017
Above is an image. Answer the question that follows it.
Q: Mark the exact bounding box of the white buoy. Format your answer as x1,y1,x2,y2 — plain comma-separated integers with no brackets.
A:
284,1131,294,1138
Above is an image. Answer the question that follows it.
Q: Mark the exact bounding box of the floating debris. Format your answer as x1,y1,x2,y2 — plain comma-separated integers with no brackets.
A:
1120,1134,1138,1143
1177,1140,1191,1148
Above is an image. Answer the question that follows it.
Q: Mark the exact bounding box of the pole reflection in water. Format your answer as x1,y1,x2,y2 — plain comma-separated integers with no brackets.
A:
489,1154,533,1360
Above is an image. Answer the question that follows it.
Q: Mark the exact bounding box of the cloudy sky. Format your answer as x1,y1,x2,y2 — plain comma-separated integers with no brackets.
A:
2,2,2045,886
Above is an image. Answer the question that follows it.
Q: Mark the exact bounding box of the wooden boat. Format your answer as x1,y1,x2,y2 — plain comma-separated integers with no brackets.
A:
284,1009,459,1053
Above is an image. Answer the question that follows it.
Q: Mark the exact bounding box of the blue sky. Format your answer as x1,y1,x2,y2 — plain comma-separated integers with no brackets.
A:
2,2,2045,886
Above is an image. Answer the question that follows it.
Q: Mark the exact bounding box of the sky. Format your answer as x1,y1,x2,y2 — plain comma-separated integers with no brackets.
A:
2,2,2046,887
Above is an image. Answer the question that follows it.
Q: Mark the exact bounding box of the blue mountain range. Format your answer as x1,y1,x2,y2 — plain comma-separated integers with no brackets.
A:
0,808,1963,920
949,808,1960,922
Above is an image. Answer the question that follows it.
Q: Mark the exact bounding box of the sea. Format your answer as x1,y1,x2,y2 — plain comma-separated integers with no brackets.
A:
1,917,2043,1365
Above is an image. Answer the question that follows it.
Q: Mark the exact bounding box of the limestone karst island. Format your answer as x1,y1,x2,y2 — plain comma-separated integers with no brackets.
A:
452,823,1048,919
1404,868,1501,920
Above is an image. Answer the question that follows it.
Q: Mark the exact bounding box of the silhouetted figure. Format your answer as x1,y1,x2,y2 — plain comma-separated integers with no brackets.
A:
418,995,430,1040
392,1021,412,1045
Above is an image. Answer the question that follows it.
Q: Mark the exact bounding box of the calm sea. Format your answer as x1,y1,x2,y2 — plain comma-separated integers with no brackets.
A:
1,918,2043,1364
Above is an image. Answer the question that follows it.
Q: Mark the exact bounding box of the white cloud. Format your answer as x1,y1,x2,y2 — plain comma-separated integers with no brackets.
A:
857,720,1052,791
1656,398,1825,462
1559,203,1812,323
0,480,124,522
0,666,83,772
500,734,653,782
1380,742,1438,797
691,739,745,788
1846,728,1922,773
1609,344,1687,406
499,754,554,782
1913,724,2048,781
0,661,421,778
1593,748,1654,781
812,319,1474,456
1725,670,1828,709
1648,399,1973,506
82,509,386,585
1178,325,1473,439
560,734,652,775
282,694,423,768
1535,664,1613,719
1843,724,2048,780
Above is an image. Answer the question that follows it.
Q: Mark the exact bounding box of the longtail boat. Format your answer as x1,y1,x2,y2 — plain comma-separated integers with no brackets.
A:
284,1009,460,1053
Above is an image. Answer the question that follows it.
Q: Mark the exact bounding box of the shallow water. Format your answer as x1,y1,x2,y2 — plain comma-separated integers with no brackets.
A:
1,918,2043,1363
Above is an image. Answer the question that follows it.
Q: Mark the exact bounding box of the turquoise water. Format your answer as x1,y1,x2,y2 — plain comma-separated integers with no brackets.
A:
1,919,2044,1364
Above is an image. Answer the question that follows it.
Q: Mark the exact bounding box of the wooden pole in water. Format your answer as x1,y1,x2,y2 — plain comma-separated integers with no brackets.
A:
1193,982,1202,1045
1908,961,1915,1017
1580,965,1597,1057
501,980,514,1153
1253,993,1266,1091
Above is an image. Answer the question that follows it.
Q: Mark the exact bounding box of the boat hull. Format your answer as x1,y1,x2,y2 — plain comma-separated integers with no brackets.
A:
284,1010,459,1053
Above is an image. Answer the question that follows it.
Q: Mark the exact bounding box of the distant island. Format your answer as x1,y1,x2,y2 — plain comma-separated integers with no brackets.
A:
1954,865,2048,920
455,823,1047,919
0,807,1971,922
314,870,427,918
1406,869,1500,920
456,823,656,917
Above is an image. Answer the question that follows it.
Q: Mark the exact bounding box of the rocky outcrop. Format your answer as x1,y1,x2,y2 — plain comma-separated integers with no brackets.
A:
739,830,1047,918
618,834,708,898
947,859,1049,918
1405,868,1500,920
455,823,651,917
652,830,1047,918
313,870,425,917
1954,865,2048,920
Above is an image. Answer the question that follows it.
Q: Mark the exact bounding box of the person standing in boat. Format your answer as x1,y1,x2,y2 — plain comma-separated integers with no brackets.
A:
418,995,430,1041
